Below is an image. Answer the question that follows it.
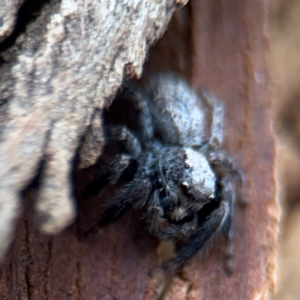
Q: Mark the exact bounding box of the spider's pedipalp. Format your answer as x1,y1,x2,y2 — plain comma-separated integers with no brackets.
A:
163,199,231,270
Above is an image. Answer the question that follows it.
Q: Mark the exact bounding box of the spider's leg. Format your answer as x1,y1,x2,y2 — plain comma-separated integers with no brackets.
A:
124,83,155,141
85,176,152,237
218,178,236,274
207,150,244,274
82,125,141,198
162,199,231,270
107,86,154,142
208,150,246,206
106,154,132,185
82,126,142,197
106,125,142,160
81,152,134,198
129,88,154,142
94,175,153,228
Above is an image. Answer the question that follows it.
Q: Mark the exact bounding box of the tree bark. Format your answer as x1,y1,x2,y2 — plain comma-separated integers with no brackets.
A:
0,0,278,299
0,0,185,256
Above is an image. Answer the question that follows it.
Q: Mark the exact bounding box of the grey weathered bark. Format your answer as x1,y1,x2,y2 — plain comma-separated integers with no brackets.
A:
0,0,186,257
0,0,23,42
0,0,278,299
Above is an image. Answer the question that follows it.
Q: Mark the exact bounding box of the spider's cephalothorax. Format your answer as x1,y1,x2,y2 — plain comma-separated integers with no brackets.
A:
86,75,243,270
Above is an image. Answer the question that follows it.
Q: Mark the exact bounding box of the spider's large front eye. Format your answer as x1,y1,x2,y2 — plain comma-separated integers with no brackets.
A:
180,181,189,190
180,180,195,200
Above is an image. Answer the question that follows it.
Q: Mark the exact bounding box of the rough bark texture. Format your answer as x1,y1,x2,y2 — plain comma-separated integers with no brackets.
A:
0,0,278,299
0,0,186,258
0,0,23,42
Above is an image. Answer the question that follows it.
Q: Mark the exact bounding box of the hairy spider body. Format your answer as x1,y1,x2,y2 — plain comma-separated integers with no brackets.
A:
87,75,242,270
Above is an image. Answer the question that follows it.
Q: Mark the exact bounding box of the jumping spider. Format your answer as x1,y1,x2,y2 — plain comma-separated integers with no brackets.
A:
86,75,243,272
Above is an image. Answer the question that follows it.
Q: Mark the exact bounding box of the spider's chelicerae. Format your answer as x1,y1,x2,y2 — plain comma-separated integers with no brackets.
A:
87,75,243,271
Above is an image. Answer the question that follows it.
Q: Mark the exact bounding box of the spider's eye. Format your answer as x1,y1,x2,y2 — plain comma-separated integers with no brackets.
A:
180,180,196,200
184,164,190,169
180,181,189,190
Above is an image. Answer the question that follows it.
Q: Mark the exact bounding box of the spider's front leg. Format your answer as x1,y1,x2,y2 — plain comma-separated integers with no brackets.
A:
208,151,245,274
104,125,143,184
161,197,231,271
106,125,142,160
84,172,153,237
108,85,155,143
90,149,159,231
208,149,245,206
82,125,142,198
216,177,236,275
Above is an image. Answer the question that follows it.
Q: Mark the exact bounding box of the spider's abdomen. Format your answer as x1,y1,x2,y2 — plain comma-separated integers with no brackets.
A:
145,75,209,147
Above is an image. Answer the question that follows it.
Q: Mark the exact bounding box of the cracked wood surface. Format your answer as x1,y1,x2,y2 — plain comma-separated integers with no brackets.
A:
0,0,278,299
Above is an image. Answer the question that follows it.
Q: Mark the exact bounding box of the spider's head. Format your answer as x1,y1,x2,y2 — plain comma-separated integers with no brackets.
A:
157,147,216,221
